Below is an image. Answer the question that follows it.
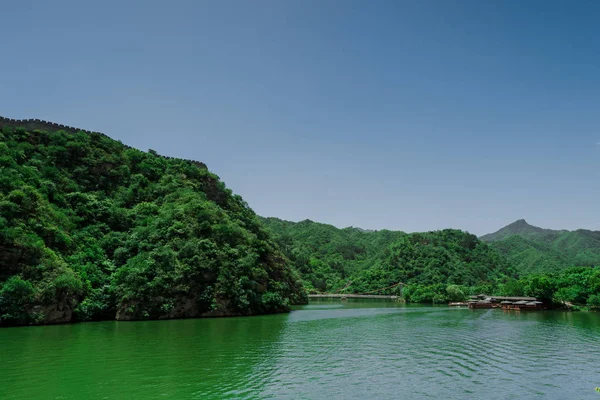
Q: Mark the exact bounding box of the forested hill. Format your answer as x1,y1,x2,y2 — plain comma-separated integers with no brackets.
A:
259,217,406,292
481,220,600,273
0,120,306,326
261,217,516,300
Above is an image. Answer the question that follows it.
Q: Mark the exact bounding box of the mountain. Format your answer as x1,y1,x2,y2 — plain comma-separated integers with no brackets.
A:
480,219,555,242
261,217,516,298
0,118,306,326
259,217,407,292
481,219,600,273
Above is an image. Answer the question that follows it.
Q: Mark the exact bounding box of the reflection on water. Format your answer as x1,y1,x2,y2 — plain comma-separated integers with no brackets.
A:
1,300,600,399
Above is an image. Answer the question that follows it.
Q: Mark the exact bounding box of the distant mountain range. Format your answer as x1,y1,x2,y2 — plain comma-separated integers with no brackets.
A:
480,219,600,273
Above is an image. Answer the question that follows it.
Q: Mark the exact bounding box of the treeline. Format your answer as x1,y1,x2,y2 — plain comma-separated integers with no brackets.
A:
0,126,306,326
399,267,600,308
259,217,405,292
263,218,600,309
261,218,518,299
496,267,600,308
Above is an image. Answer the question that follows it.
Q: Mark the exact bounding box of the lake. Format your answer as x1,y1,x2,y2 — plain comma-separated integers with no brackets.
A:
1,300,599,399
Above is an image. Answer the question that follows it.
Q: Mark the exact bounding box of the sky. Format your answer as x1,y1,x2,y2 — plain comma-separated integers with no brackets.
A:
2,0,599,235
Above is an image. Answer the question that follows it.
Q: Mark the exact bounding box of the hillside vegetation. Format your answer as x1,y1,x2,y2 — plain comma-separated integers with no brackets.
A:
0,124,306,326
259,217,405,292
264,218,600,308
481,219,600,273
3,118,599,327
262,218,517,302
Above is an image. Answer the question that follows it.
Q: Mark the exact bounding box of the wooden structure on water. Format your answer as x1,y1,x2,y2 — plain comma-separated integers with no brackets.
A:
448,302,469,307
308,294,398,300
466,294,545,311
500,300,545,311
308,282,404,301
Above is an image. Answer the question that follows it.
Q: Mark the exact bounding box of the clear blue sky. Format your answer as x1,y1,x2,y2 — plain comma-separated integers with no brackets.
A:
2,0,599,235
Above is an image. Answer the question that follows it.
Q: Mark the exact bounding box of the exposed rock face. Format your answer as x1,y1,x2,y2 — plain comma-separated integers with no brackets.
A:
31,302,74,325
114,297,286,321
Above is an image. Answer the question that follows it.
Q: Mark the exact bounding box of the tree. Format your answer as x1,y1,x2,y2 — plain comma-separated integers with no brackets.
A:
446,285,466,302
588,294,600,309
0,276,35,325
523,275,555,303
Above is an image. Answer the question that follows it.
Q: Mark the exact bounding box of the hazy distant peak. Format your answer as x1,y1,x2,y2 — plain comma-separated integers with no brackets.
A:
506,219,537,230
480,219,546,241
482,219,600,273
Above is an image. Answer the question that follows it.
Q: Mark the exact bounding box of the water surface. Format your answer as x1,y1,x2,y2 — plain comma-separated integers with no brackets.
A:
1,301,599,399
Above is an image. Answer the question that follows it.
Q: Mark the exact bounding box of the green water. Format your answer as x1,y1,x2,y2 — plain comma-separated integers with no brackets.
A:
1,301,600,399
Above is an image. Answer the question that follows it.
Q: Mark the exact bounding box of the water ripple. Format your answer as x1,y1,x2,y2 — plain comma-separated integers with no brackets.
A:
1,304,600,399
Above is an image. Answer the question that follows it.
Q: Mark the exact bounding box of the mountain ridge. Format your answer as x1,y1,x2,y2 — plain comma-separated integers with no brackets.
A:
481,219,600,273
480,219,571,242
0,116,208,169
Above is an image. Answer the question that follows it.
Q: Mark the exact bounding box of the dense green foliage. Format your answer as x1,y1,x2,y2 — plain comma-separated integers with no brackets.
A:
482,219,600,273
3,121,599,327
0,125,305,326
260,217,405,292
263,218,600,308
262,218,517,302
495,267,600,308
479,220,600,308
